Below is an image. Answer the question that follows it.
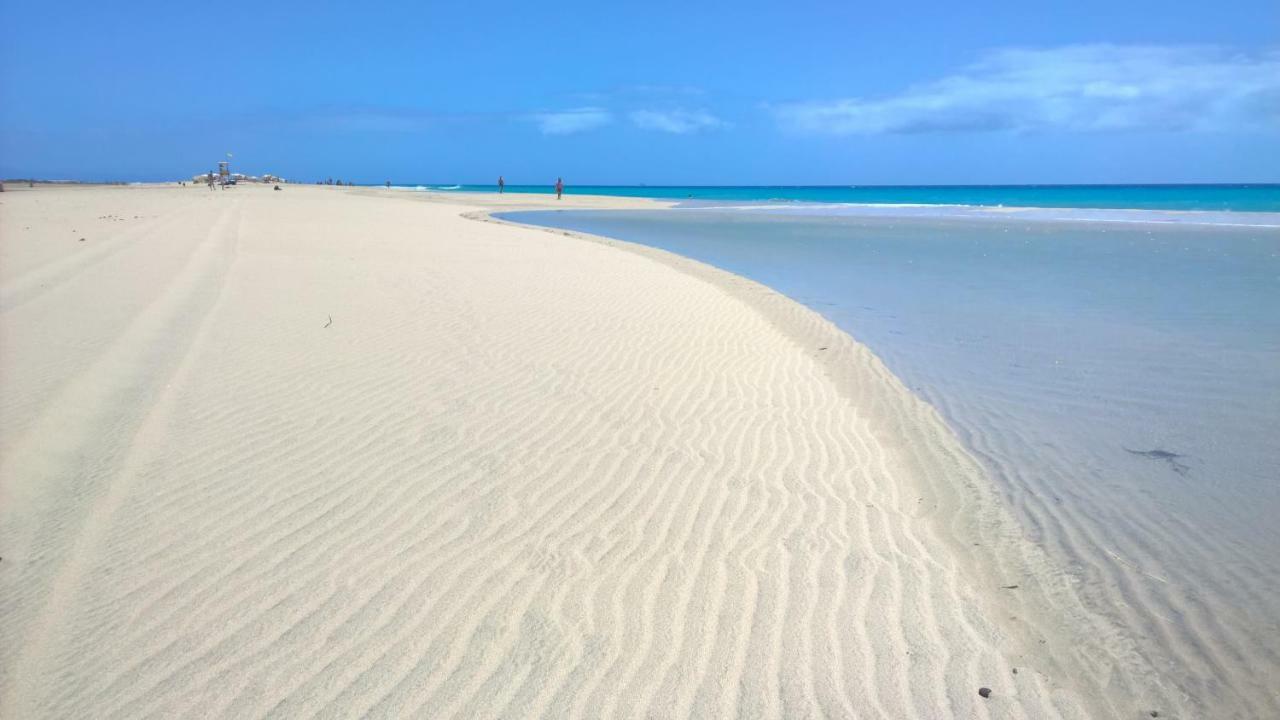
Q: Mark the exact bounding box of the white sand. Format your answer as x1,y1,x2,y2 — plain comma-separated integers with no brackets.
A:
0,184,1145,717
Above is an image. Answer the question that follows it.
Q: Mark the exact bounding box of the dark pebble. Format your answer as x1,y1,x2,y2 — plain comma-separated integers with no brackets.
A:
1150,712,1159,718
978,687,991,699
1011,668,1018,675
79,238,85,242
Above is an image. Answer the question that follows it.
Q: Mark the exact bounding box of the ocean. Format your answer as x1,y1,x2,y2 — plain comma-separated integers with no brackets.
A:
497,202,1280,716
405,183,1280,212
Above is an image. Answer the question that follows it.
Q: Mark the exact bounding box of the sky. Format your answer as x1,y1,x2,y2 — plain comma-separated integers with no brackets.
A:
1,0,1277,184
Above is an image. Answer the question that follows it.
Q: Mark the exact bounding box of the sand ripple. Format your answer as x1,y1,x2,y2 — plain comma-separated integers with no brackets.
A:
1,185,1109,717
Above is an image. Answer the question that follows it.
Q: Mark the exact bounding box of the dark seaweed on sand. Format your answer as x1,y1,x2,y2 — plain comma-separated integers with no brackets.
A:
1124,447,1190,476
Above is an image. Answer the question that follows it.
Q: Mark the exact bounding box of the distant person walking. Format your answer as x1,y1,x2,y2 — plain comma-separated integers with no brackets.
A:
498,176,505,194
555,177,563,200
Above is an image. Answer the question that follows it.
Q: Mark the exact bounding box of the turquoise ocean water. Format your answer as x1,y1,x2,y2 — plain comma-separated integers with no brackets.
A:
497,202,1280,717
407,183,1280,212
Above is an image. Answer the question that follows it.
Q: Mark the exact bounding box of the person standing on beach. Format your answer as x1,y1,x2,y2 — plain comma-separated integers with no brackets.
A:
555,177,563,200
498,176,505,194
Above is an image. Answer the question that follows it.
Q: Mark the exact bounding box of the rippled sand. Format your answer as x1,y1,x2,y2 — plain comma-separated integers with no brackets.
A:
501,206,1280,719
2,183,1141,718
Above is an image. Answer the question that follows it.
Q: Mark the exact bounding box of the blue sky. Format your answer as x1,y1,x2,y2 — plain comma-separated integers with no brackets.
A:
1,0,1277,184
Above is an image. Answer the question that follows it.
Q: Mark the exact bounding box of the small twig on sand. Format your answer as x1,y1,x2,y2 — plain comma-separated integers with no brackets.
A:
324,315,332,329
1103,547,1170,585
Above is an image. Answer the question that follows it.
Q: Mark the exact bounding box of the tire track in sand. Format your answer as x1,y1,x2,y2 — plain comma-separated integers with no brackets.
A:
0,199,243,719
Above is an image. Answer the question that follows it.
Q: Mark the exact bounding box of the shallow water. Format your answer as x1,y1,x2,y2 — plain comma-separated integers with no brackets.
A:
500,206,1280,715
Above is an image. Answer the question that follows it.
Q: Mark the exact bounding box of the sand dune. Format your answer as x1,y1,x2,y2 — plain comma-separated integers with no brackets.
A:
1,184,1127,717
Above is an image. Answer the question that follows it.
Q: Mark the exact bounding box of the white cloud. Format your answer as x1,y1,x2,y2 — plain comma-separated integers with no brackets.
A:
630,109,726,133
772,45,1280,135
304,108,442,132
530,107,612,135
621,84,706,97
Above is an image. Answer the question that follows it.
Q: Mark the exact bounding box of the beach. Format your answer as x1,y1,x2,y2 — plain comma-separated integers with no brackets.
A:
509,203,1280,717
3,183,1179,718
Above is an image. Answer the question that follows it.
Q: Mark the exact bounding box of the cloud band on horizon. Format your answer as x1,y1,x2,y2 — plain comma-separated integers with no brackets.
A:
771,45,1280,135
630,109,726,133
530,107,613,135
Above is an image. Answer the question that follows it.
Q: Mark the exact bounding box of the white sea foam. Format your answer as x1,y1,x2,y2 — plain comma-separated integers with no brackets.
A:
677,201,1280,227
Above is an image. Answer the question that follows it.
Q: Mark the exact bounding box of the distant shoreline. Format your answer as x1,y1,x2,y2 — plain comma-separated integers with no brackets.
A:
394,182,1280,213
8,179,1277,212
